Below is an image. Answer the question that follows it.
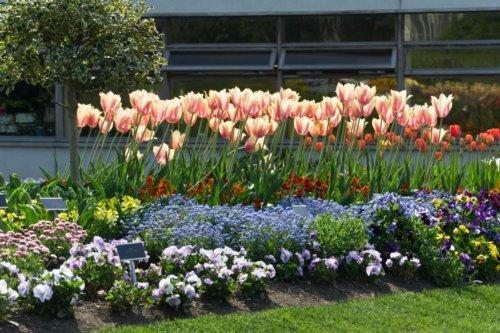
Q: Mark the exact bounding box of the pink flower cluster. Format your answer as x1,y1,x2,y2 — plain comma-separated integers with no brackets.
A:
0,220,86,259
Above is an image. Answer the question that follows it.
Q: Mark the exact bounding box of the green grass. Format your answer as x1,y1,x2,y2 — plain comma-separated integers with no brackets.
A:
102,284,499,333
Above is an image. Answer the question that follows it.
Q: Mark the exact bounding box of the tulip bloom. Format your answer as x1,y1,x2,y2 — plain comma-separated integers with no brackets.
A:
134,125,155,143
430,128,447,145
245,117,271,138
372,118,388,135
150,100,169,126
100,91,122,121
355,83,376,105
209,118,222,133
98,117,114,135
309,120,329,137
170,130,186,151
294,116,312,136
129,90,158,116
114,108,135,134
415,138,427,152
219,120,236,140
153,143,175,165
328,110,342,129
125,148,143,162
434,151,443,161
229,128,246,143
165,98,183,124
207,89,230,113
320,97,343,118
390,90,410,114
431,94,453,118
346,119,367,138
77,104,100,128
449,124,461,138
421,106,437,127
336,83,355,106
182,110,198,126
374,96,395,124
244,136,266,153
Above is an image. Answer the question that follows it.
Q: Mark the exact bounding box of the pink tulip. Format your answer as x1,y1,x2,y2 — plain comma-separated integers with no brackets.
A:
294,116,312,136
320,97,343,118
372,118,388,135
245,117,270,138
431,93,453,118
134,125,155,143
165,98,182,124
114,108,135,134
362,100,374,118
227,103,245,122
229,128,246,143
170,130,186,151
390,90,410,114
348,100,363,119
150,100,169,126
309,120,328,137
86,107,101,128
299,100,316,118
421,105,437,127
430,128,447,145
183,110,198,126
98,117,114,134
374,96,395,124
254,91,271,113
268,120,279,136
279,88,300,101
241,91,261,118
208,89,230,113
209,118,222,133
355,83,376,105
346,119,367,138
129,90,158,116
99,91,122,121
152,143,175,165
244,136,266,153
219,120,236,140
76,104,94,128
329,110,342,129
336,83,355,106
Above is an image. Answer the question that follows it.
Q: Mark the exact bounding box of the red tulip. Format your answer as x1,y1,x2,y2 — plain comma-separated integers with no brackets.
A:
449,124,461,138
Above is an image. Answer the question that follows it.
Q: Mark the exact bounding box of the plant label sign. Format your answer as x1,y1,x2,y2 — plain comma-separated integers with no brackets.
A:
40,197,67,211
116,242,147,261
292,204,309,218
0,193,7,209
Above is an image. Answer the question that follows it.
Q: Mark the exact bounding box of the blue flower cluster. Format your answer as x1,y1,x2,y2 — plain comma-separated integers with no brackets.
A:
278,196,347,218
347,192,439,225
124,195,313,253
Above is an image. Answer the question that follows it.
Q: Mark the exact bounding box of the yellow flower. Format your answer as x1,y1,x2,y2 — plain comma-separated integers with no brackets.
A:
436,233,444,241
58,212,69,220
120,195,141,215
432,199,445,209
472,240,482,249
453,228,459,235
488,243,498,259
458,225,469,234
476,254,488,264
0,209,5,217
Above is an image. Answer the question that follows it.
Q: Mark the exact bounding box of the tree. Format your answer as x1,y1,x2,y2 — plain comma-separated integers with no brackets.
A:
0,0,165,181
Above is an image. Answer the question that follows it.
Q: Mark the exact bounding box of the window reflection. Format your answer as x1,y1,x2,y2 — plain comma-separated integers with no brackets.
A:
405,77,500,133
285,14,395,42
407,48,500,69
158,17,276,44
405,12,500,41
0,83,54,136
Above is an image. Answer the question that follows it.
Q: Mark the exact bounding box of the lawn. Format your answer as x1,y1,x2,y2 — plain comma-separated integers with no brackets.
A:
103,284,499,333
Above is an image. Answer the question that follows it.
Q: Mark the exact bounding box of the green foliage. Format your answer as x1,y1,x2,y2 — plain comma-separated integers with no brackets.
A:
105,280,150,313
311,214,368,256
0,0,165,93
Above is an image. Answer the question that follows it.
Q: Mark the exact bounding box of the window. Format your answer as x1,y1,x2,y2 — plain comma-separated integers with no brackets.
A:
406,48,500,70
0,83,55,136
405,12,500,41
285,14,396,43
284,75,396,101
405,77,500,133
168,75,276,97
158,17,276,44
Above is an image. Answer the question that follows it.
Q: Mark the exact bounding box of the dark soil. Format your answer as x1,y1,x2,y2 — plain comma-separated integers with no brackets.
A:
0,276,432,333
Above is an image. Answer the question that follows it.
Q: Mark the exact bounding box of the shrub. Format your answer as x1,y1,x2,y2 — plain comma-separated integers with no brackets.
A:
311,214,368,256
105,280,150,313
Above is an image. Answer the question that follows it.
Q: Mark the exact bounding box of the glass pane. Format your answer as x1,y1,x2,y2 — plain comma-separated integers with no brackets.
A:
283,49,394,69
405,12,500,41
284,76,396,101
0,83,55,136
169,75,276,97
405,77,500,133
168,51,273,69
407,48,500,69
160,17,276,43
285,14,395,42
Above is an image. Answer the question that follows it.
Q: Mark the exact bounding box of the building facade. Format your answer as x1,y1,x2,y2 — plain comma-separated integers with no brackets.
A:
0,0,499,177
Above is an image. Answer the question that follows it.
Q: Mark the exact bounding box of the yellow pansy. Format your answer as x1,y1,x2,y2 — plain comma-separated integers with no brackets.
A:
488,243,498,259
0,209,5,217
476,254,488,264
458,225,469,234
472,240,482,249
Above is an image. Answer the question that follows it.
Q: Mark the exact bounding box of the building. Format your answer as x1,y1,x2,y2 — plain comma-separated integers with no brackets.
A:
0,0,499,178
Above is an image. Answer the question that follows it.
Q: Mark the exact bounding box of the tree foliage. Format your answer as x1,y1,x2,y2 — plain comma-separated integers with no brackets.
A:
0,0,165,93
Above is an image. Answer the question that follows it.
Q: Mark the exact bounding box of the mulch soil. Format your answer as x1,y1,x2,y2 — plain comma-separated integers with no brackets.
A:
0,276,433,333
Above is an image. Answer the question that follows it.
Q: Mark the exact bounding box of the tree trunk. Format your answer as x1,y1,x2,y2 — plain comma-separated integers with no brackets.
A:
66,83,80,182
